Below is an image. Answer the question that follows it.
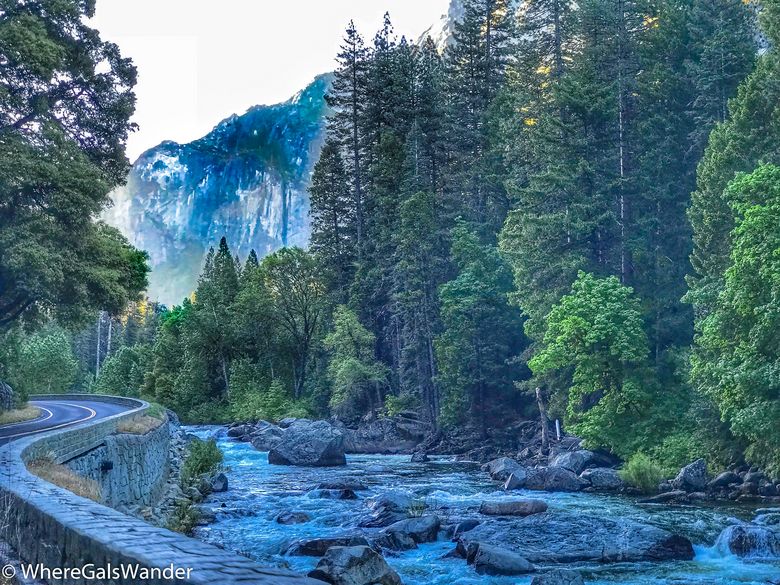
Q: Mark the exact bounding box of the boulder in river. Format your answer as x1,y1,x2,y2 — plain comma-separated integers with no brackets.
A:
250,424,284,451
531,569,585,585
458,511,694,564
504,469,529,490
359,492,414,528
715,524,780,558
464,542,535,576
411,451,430,463
550,450,595,475
276,511,311,525
580,467,624,491
525,466,587,492
708,471,741,489
210,472,228,493
309,488,358,500
308,545,402,585
378,515,440,550
482,457,524,482
286,535,370,556
342,412,428,454
269,420,346,467
226,424,253,438
671,459,708,492
479,499,548,517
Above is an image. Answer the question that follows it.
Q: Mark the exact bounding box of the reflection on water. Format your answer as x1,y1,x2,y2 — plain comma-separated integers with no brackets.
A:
189,426,780,584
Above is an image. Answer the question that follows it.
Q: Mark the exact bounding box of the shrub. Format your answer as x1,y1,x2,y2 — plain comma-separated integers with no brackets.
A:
384,394,419,417
167,500,200,535
180,438,223,488
619,453,667,494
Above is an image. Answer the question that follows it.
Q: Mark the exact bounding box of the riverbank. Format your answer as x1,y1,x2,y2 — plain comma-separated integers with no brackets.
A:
188,427,780,585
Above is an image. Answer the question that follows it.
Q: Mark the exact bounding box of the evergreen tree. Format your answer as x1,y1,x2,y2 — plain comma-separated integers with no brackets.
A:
326,21,369,251
309,138,355,298
435,222,524,431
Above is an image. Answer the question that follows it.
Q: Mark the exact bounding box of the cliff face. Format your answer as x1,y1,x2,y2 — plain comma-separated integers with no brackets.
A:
104,74,331,305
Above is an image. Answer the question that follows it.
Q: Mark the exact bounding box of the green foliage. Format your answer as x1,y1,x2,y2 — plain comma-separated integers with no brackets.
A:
92,345,147,397
530,273,654,457
384,394,419,417
435,222,525,430
7,326,78,398
180,438,223,488
691,165,780,475
324,306,388,416
167,500,200,536
0,1,148,329
619,453,667,494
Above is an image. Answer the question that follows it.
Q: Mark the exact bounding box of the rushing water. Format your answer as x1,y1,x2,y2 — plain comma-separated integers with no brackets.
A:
189,427,780,584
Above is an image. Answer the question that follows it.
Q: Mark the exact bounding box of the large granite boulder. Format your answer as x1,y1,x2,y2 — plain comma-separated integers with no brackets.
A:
286,535,370,556
341,412,428,454
708,471,741,490
550,450,595,475
716,525,780,558
250,423,284,451
457,512,694,564
358,492,414,528
531,570,585,585
580,467,624,491
0,381,14,411
525,466,587,492
465,542,535,576
479,499,548,517
671,459,708,492
269,420,346,466
504,470,529,490
378,515,441,551
482,457,524,482
308,546,402,585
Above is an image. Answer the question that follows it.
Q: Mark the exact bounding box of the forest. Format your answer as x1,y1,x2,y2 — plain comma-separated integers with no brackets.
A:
3,0,780,479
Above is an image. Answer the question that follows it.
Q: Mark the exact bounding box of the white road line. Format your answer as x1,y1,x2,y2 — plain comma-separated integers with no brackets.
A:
1,403,98,440
0,406,54,429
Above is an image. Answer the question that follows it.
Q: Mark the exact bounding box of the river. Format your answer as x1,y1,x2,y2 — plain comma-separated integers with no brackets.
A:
189,427,780,584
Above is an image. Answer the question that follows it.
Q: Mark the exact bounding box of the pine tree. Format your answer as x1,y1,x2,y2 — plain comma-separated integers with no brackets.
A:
326,21,369,252
443,0,517,232
309,138,355,298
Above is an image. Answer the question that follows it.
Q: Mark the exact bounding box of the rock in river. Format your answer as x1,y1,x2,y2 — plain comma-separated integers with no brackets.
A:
359,492,414,528
550,450,595,475
308,545,402,585
479,499,548,517
276,511,311,525
715,524,780,558
378,515,441,550
580,467,624,491
463,542,535,576
269,420,346,467
458,512,694,564
482,457,524,482
671,459,708,492
525,466,587,492
286,535,370,556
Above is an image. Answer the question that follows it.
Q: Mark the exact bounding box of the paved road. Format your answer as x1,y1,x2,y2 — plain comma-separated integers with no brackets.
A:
0,399,132,445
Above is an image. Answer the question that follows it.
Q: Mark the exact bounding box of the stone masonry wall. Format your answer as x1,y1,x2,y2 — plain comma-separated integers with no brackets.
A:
64,420,170,511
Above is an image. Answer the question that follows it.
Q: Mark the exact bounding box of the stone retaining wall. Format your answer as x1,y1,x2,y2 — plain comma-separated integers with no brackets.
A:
0,394,321,585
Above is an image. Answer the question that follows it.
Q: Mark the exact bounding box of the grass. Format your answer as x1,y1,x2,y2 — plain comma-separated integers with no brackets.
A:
116,414,164,435
0,404,41,426
27,458,102,502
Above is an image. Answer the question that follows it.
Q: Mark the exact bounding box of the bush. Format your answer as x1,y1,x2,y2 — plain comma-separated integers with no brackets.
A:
619,453,667,494
180,438,223,488
167,500,200,535
384,394,419,417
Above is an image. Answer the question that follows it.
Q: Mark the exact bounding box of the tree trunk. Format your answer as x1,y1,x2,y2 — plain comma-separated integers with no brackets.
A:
536,387,549,456
95,312,103,378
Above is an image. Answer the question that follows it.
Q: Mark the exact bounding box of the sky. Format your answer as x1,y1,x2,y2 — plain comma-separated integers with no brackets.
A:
91,0,452,161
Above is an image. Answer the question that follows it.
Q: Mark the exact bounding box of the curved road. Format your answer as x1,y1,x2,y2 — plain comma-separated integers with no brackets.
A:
0,399,132,446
